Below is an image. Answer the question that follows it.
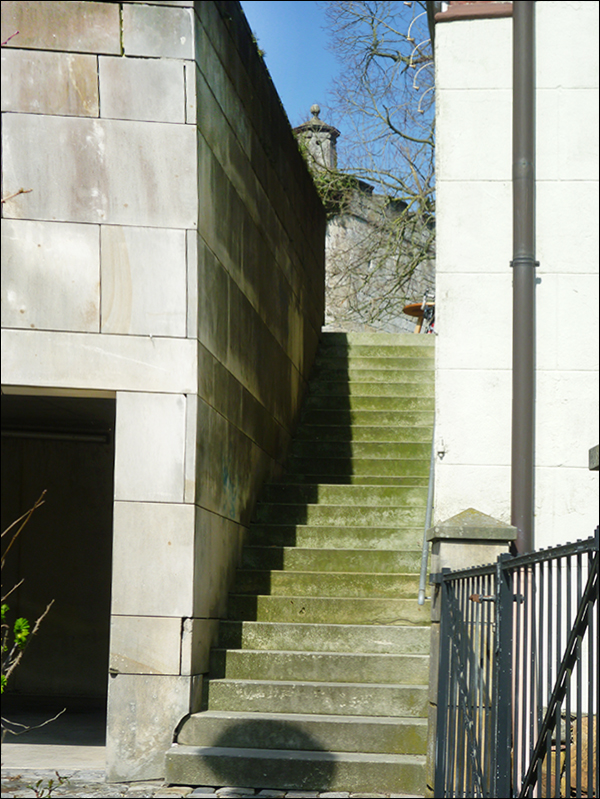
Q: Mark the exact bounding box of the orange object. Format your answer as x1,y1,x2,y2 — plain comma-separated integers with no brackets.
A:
402,302,434,333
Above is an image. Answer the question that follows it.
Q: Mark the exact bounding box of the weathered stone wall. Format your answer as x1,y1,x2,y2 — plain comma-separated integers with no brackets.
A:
434,2,599,545
1,0,325,779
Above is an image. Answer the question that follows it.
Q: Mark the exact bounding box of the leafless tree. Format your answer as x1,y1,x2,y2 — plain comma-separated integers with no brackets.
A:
319,0,436,330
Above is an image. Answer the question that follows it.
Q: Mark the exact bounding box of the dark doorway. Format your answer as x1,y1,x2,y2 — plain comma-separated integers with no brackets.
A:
2,393,115,710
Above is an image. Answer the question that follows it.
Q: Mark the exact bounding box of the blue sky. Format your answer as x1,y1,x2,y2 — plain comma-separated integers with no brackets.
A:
239,1,339,130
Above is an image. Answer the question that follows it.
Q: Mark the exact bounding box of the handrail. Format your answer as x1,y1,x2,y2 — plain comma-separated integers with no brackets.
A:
418,422,435,605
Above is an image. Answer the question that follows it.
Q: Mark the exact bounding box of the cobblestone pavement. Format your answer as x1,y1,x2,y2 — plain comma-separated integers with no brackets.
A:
1,770,423,799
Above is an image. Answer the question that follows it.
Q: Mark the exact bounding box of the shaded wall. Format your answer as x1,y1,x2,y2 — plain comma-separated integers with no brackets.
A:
1,424,114,700
1,0,325,779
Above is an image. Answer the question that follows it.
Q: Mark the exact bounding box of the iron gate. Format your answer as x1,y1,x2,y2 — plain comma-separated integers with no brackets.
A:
435,527,598,797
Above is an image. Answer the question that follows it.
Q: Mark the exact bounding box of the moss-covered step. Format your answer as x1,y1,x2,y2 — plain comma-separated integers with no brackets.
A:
308,380,434,397
225,594,430,626
232,570,420,598
294,424,433,443
204,678,428,718
209,649,429,685
166,744,426,795
240,546,423,573
260,483,427,506
176,710,428,755
283,457,430,479
252,503,426,527
320,331,434,346
300,409,434,426
246,524,424,549
276,473,430,486
217,621,431,655
301,394,434,411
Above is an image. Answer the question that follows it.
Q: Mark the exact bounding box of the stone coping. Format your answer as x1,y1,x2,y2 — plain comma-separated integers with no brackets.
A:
427,508,517,542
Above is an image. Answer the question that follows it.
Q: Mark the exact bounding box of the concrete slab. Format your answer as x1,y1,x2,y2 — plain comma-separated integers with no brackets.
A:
1,708,106,770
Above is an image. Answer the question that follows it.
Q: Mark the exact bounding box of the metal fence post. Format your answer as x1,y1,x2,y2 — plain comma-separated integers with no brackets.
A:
434,569,451,799
492,553,513,797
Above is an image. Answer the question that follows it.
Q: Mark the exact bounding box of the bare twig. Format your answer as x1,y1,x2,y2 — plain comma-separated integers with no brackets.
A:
1,30,19,46
1,187,33,204
2,490,46,567
1,578,25,604
2,708,66,737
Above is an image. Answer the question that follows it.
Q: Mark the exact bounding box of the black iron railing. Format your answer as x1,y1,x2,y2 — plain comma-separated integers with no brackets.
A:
435,527,598,798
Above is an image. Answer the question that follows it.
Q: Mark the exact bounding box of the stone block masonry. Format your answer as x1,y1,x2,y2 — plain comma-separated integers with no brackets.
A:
1,0,325,782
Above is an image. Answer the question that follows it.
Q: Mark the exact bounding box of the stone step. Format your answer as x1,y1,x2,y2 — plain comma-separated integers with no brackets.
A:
217,621,431,655
295,424,433,443
276,473,430,486
301,394,434,411
252,503,426,527
320,331,434,347
260,483,428,506
318,339,435,358
226,594,430,626
165,743,427,794
300,409,434,426
232,570,420,598
241,546,423,573
204,678,428,718
177,710,428,755
308,380,434,397
313,355,434,371
247,524,423,549
313,360,434,376
283,456,430,478
290,440,431,458
209,649,429,685
311,369,435,386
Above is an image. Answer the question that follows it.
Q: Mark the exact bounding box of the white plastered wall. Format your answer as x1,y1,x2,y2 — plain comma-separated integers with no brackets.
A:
434,2,599,548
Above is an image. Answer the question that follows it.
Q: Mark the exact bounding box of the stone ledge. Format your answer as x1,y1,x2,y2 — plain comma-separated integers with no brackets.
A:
427,507,516,541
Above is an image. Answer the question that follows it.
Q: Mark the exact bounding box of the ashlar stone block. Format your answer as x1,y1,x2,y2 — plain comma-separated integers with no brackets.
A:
0,1,121,54
1,49,99,117
2,114,198,228
110,615,182,675
437,88,512,182
192,507,245,619
123,3,194,59
99,56,185,123
106,672,192,781
111,501,195,617
181,617,220,675
114,392,187,503
101,226,187,337
1,219,100,333
0,329,197,394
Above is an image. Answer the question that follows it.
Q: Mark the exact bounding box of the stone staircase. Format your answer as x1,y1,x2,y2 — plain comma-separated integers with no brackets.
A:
166,332,434,794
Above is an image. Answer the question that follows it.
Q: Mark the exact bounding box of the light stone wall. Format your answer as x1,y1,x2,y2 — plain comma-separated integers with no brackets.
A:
1,0,324,780
434,3,599,548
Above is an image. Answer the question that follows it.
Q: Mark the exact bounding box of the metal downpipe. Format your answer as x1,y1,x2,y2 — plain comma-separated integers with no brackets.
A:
511,1,536,554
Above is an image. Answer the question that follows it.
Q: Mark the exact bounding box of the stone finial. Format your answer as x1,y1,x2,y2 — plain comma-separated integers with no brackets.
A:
293,106,341,170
